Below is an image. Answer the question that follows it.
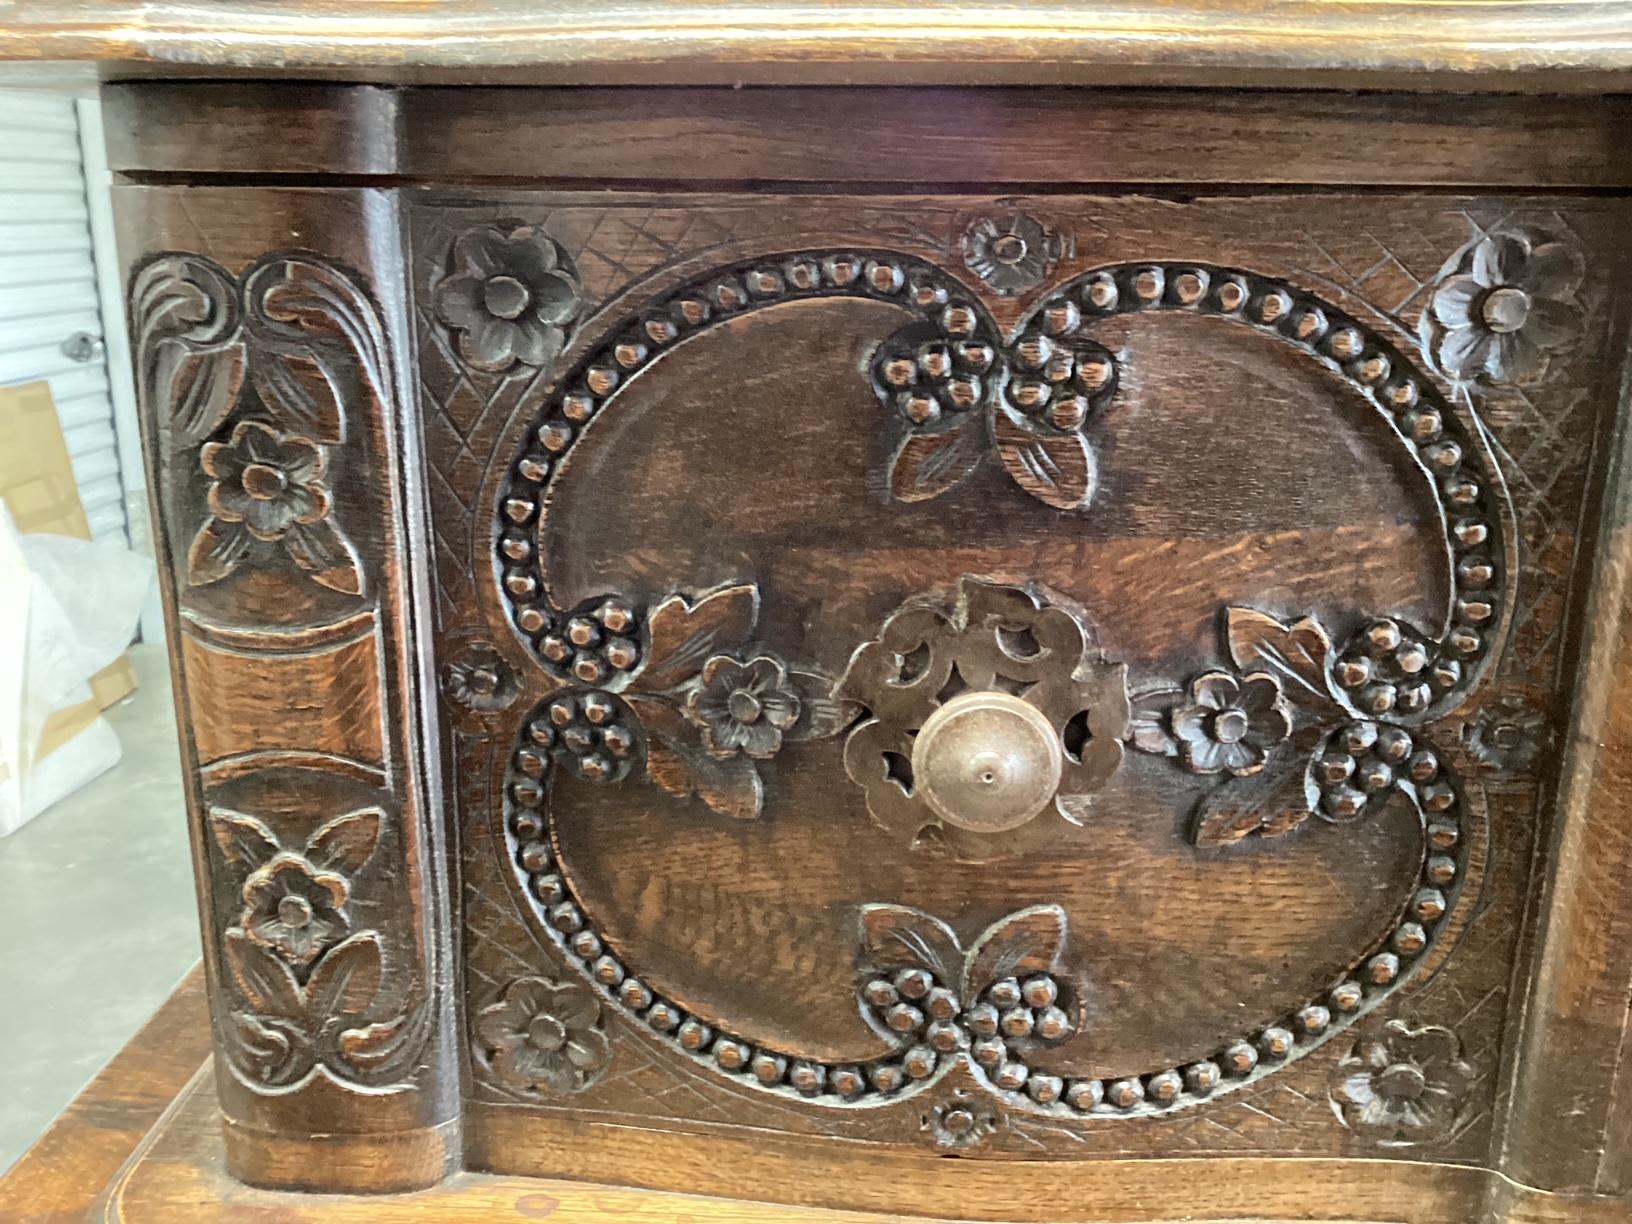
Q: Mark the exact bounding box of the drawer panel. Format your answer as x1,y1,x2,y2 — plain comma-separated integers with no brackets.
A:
413,192,1626,1176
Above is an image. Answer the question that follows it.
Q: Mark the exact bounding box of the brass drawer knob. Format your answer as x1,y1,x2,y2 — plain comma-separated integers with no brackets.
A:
912,690,1063,833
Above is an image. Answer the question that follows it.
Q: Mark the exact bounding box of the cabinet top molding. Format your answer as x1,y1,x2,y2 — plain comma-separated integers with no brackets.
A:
4,0,1632,91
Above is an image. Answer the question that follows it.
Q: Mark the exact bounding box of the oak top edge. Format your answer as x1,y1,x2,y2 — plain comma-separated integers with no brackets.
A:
5,0,1632,92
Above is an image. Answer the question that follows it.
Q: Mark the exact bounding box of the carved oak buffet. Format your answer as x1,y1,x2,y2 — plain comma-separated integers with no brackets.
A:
10,7,1632,1219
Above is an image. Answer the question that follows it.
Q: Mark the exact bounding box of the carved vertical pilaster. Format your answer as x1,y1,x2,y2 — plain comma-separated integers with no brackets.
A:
122,188,458,1192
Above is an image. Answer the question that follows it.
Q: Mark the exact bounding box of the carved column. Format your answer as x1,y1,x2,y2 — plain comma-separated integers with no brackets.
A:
121,188,458,1191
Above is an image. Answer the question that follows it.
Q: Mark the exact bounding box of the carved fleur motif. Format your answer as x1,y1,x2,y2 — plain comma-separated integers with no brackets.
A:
188,419,363,596
475,976,612,1096
521,583,858,820
1132,608,1469,850
837,577,1128,861
858,903,1078,1095
1422,228,1583,386
435,225,583,374
1167,671,1292,776
961,213,1062,296
1330,1021,1474,1146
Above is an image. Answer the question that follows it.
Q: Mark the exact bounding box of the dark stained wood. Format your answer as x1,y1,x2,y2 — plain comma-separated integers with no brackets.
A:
83,77,1632,1222
99,84,1632,189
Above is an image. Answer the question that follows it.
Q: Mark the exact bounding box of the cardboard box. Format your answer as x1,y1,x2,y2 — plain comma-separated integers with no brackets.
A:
0,380,138,753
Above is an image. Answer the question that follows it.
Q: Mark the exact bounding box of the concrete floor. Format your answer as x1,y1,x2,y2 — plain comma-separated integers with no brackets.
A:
0,644,198,1173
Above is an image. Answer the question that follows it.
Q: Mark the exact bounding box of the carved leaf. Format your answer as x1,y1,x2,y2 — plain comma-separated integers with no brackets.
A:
961,905,1068,999
185,516,252,588
1224,607,1337,709
858,904,963,981
786,670,863,741
993,410,1095,510
627,695,764,820
129,254,244,446
1127,686,1183,757
223,929,303,1021
229,1011,305,1085
887,423,984,503
338,1000,433,1076
304,807,383,876
1193,756,1316,846
208,806,281,869
631,584,758,693
283,518,366,597
305,931,384,1022
251,349,345,445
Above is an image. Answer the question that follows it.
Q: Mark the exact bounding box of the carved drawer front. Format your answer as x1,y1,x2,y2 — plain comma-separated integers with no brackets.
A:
418,193,1620,1169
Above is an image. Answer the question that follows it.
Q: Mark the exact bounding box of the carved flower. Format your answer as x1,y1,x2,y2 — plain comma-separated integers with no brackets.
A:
476,976,611,1094
440,640,519,714
685,655,801,760
240,852,349,967
435,226,581,373
1427,229,1582,385
923,1094,998,1150
1330,1021,1474,1146
188,419,363,596
1465,693,1551,777
1170,671,1292,776
961,213,1058,296
202,419,328,540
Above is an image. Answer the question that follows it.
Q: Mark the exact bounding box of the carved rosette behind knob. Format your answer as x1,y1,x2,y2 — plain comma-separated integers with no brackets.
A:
836,577,1129,860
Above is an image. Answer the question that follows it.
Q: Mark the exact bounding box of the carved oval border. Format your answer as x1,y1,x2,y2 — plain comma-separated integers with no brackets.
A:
495,717,1486,1117
481,243,1504,1118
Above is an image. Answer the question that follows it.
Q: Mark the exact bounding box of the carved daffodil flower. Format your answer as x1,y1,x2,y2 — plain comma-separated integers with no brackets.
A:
435,226,582,373
1170,671,1292,776
685,655,802,760
476,976,611,1095
1426,229,1582,385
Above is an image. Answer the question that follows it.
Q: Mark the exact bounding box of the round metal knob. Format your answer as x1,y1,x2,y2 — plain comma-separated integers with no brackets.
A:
911,690,1063,833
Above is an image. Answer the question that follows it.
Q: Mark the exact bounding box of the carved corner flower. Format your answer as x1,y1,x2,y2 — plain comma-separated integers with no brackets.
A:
923,1093,998,1150
188,418,363,596
476,976,611,1095
1465,693,1552,778
1170,671,1292,776
961,213,1059,296
1425,229,1583,385
240,852,349,967
435,225,582,374
440,640,520,718
1330,1021,1474,1146
685,655,801,760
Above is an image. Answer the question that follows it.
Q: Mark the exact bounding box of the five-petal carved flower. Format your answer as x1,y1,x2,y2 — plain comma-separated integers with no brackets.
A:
434,226,582,373
1426,229,1583,385
1170,671,1292,776
686,655,802,760
476,976,612,1095
241,852,349,967
187,419,363,596
1330,1021,1474,1146
961,213,1059,296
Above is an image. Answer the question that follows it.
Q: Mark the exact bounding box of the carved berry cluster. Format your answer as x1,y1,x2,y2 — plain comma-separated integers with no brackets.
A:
537,597,641,687
523,692,639,783
1002,324,1117,434
1332,617,1461,718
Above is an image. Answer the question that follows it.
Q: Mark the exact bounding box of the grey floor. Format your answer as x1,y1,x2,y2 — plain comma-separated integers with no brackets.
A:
0,644,198,1173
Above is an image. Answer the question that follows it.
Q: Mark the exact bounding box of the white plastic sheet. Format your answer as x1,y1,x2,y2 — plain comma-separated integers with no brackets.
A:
0,504,152,834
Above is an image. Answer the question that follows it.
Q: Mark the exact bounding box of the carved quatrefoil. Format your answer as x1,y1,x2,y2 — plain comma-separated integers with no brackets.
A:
835,577,1130,861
